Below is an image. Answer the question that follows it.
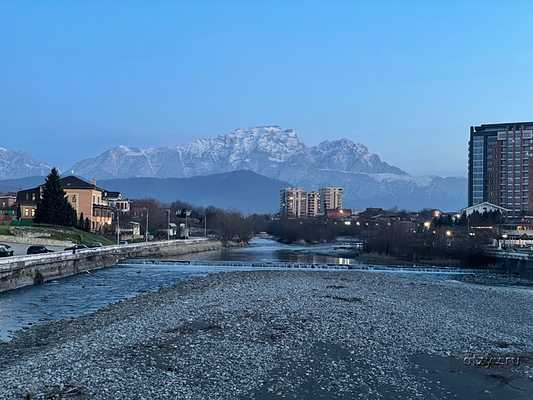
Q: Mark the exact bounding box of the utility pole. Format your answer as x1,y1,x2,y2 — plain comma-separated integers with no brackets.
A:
116,210,120,245
204,211,207,237
145,208,149,242
167,209,171,241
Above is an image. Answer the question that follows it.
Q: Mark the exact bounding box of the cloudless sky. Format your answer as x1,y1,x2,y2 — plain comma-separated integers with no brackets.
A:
2,0,533,177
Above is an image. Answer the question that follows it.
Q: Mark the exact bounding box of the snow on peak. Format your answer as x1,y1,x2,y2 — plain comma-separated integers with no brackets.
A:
70,125,407,179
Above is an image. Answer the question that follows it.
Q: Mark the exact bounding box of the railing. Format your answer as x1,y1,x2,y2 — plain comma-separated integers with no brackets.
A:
0,238,209,270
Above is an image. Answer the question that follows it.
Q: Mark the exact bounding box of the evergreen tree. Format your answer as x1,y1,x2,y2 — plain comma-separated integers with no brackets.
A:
84,217,91,232
34,168,77,227
78,212,85,230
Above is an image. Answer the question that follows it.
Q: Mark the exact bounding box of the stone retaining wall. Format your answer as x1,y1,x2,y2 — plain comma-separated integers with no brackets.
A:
0,239,222,293
0,235,73,247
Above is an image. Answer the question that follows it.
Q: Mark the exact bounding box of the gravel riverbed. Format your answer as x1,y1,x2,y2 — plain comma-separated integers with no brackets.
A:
1,270,533,399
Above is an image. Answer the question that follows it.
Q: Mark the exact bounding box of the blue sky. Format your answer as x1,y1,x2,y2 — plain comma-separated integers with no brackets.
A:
2,1,533,177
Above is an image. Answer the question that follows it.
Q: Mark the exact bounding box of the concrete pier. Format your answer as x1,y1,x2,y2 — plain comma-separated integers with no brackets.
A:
0,239,222,293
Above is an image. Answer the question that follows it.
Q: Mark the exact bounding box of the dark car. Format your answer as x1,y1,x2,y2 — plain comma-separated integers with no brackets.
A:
27,245,54,255
0,245,14,257
87,242,103,248
64,244,88,251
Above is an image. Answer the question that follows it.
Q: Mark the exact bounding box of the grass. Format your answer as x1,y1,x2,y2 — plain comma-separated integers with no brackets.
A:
24,225,114,246
0,225,12,236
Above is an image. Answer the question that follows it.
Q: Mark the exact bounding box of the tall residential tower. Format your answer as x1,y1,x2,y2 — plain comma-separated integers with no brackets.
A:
469,122,533,216
280,188,307,218
319,187,343,212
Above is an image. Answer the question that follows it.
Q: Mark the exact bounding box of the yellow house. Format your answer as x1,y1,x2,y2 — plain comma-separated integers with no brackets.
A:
61,176,113,232
16,176,115,232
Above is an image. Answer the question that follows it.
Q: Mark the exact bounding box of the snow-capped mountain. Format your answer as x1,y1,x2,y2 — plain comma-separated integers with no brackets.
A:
2,126,466,210
70,126,406,180
68,125,466,210
0,147,51,180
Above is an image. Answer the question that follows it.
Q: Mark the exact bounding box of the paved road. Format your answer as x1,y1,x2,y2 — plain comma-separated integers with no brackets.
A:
0,243,67,256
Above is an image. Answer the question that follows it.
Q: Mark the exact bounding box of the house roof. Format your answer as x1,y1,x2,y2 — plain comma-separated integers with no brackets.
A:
60,176,103,191
461,202,511,213
103,191,121,198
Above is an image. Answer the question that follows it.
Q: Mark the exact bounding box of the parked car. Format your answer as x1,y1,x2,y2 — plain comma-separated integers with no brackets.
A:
64,244,88,251
27,245,54,255
0,245,14,257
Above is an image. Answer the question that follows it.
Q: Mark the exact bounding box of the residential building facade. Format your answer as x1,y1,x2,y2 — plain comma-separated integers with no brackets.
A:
103,191,131,213
0,193,17,224
469,122,533,217
280,188,307,218
16,187,42,220
306,191,320,217
319,187,343,212
16,176,118,232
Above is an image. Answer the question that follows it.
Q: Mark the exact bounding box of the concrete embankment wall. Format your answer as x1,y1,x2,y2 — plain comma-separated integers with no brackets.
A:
0,239,222,293
0,234,73,247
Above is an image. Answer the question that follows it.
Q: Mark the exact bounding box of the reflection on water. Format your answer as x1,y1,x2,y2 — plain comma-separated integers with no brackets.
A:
180,238,356,264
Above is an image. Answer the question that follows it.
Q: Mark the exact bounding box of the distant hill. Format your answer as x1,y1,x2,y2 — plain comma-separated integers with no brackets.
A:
0,171,287,213
0,176,45,193
100,170,289,213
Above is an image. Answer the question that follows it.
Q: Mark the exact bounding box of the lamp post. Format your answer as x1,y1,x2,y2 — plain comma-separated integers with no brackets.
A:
145,207,149,242
116,209,120,245
166,209,171,241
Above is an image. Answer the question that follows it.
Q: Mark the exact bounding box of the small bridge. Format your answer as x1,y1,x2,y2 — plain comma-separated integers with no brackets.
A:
120,259,487,275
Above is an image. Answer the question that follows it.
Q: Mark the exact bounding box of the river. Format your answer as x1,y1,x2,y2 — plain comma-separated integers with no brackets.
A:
0,237,520,341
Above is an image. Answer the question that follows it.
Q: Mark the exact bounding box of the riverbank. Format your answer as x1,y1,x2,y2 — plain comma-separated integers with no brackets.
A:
1,270,532,399
0,239,223,292
353,252,469,267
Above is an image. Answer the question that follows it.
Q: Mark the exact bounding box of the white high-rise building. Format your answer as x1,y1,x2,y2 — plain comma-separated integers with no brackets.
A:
319,187,343,212
306,191,321,217
280,188,307,218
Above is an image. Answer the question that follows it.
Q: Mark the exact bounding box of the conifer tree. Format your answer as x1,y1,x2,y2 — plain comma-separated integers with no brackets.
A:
78,212,85,230
34,168,77,227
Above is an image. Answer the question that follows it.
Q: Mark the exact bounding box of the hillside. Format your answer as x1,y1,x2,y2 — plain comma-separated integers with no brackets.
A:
100,170,290,213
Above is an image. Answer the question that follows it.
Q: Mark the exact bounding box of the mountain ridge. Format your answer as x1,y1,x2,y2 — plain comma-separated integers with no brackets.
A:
0,148,51,180
70,126,407,180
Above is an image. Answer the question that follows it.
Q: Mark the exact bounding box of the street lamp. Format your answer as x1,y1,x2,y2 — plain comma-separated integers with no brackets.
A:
115,209,120,245
145,207,149,242
166,209,171,241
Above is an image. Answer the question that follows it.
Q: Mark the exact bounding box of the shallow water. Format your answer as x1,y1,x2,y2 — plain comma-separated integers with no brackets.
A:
0,238,504,341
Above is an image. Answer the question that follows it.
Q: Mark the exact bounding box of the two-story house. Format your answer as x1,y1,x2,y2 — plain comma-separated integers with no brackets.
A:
16,176,117,232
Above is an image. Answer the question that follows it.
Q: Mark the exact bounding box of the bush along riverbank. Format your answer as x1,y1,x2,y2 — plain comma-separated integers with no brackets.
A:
267,218,496,268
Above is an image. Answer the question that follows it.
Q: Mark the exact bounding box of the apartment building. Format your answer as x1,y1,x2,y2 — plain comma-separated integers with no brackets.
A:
319,187,343,212
280,188,307,218
16,176,119,231
0,193,17,224
306,191,321,217
103,191,131,213
469,122,533,217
